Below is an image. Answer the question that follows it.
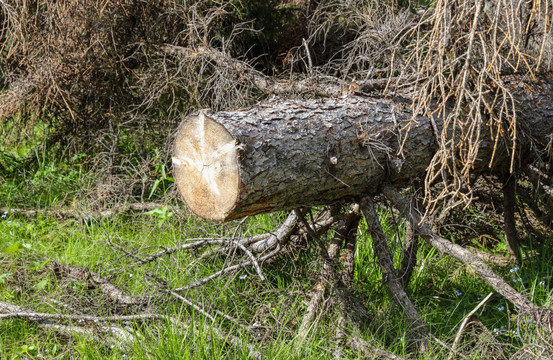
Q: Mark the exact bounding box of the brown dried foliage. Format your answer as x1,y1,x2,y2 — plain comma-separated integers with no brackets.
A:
402,0,553,213
0,0,279,151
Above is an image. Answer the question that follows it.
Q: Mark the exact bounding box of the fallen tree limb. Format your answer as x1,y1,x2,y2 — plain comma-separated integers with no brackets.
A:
399,221,418,287
0,301,164,322
174,244,283,292
360,196,429,346
448,292,493,360
162,44,394,98
382,185,553,331
0,300,263,359
502,175,521,262
296,209,357,340
348,334,405,360
0,202,170,221
49,262,146,307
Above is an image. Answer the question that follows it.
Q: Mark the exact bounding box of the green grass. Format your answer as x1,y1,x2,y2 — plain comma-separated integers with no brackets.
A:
1,151,553,359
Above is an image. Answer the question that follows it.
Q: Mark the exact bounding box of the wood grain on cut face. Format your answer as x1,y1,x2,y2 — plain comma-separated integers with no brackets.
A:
172,111,240,221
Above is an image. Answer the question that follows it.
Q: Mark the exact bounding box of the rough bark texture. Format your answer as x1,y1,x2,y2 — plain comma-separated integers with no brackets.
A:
400,221,418,287
173,76,553,221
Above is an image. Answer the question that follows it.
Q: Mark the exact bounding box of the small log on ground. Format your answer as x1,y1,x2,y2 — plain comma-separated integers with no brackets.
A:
172,77,553,221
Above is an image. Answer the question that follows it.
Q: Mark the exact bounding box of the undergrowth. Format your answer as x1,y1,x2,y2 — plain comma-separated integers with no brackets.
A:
0,149,552,359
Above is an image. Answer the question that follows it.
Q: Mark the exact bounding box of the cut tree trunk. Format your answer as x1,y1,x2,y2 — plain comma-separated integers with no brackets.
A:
172,76,553,221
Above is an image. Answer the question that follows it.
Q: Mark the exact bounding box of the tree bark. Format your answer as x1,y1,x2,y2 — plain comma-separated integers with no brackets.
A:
172,76,553,221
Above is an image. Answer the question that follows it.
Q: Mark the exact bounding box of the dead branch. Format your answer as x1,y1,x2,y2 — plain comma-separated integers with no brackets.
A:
468,247,514,267
174,245,282,292
167,290,251,330
162,44,392,97
399,221,418,287
209,328,263,360
429,334,470,360
246,211,299,253
348,334,405,360
135,238,251,266
39,322,139,350
0,301,164,322
296,211,349,340
383,185,553,331
333,206,361,358
524,165,553,198
128,212,297,269
448,292,493,360
360,196,429,347
0,300,263,359
0,203,170,221
502,175,521,262
49,262,146,307
516,185,553,231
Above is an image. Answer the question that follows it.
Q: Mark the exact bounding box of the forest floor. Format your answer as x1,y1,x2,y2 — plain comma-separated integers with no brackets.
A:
0,146,552,360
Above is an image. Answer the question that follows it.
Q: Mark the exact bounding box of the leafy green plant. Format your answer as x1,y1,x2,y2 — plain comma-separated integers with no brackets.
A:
28,259,50,271
0,273,11,284
145,206,174,228
149,150,174,199
33,277,50,291
1,242,31,255
12,344,38,360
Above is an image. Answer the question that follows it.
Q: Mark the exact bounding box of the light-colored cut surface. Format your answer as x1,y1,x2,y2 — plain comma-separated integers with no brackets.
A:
172,111,240,221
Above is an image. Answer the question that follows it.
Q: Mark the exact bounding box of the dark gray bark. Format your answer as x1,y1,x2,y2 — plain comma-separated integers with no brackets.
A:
502,174,521,262
400,221,418,287
172,76,553,221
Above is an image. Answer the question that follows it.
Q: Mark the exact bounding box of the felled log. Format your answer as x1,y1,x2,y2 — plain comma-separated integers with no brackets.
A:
172,76,553,221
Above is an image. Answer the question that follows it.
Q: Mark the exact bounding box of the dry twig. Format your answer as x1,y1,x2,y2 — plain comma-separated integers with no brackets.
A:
383,185,553,331
360,196,429,348
448,292,493,360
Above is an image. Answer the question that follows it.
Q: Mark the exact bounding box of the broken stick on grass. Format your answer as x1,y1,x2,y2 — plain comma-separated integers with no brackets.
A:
448,292,494,360
360,196,429,348
383,185,553,331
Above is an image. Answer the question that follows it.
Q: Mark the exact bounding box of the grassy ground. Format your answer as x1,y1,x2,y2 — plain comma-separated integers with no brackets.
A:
1,149,552,359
